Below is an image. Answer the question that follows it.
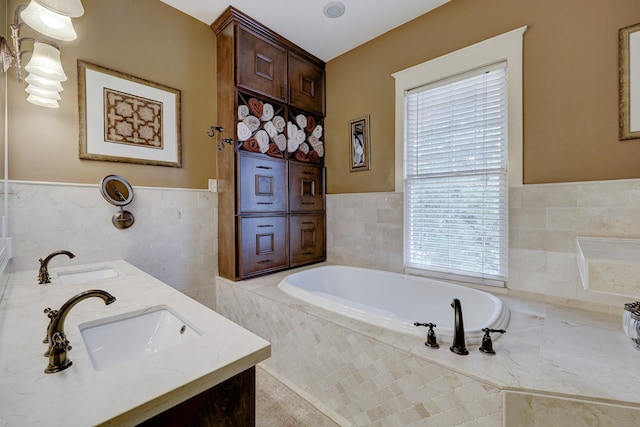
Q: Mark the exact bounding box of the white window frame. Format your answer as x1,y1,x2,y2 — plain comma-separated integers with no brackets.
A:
392,26,527,284
393,26,527,192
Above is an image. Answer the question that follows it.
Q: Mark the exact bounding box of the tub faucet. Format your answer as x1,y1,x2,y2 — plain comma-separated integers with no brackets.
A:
450,298,469,355
43,289,116,373
38,250,76,284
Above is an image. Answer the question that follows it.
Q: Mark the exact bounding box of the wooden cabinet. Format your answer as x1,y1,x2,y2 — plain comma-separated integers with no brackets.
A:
237,27,287,102
290,214,325,267
220,8,325,115
213,7,326,280
238,215,288,277
289,162,324,212
238,153,287,213
288,52,325,115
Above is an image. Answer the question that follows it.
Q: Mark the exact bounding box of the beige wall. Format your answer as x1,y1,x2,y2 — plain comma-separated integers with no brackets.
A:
325,0,640,193
7,0,216,188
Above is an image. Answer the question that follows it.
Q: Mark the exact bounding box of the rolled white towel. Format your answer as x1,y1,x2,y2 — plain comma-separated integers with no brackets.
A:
314,144,324,157
288,138,301,153
243,116,260,132
296,129,306,143
274,134,287,151
260,103,274,121
308,134,319,147
273,116,286,133
312,124,323,139
238,104,249,120
287,121,298,138
255,130,270,153
298,142,309,154
263,121,277,139
237,122,252,141
295,114,307,130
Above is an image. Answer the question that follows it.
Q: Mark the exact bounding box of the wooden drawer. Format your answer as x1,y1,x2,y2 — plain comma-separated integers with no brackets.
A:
290,214,325,267
289,162,324,212
237,153,287,213
238,215,288,277
237,26,287,102
288,52,325,115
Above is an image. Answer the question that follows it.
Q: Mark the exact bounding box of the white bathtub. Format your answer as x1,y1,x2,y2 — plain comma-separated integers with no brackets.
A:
278,265,510,344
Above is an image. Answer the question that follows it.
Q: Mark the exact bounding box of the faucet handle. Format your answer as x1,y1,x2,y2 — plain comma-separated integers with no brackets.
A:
479,328,506,355
414,322,440,348
51,332,72,351
43,307,58,319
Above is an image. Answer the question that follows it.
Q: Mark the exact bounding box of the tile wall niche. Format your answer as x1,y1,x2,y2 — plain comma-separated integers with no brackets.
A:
326,179,640,314
6,181,217,307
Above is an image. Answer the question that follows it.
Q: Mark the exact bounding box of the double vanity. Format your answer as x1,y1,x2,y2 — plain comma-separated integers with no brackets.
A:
0,260,270,426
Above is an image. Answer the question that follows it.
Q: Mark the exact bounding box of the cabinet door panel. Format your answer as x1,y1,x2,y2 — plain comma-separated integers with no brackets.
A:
238,153,287,213
288,53,325,114
289,163,324,212
239,216,288,277
237,27,287,101
290,214,325,267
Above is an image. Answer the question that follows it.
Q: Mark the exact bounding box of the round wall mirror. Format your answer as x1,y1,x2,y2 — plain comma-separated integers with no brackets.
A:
100,175,134,229
100,175,134,206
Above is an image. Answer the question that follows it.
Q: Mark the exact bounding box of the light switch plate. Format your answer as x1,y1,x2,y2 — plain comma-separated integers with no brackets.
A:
208,179,217,192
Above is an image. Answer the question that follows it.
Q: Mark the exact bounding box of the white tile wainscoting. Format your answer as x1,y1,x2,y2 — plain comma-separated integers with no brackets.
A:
5,181,217,307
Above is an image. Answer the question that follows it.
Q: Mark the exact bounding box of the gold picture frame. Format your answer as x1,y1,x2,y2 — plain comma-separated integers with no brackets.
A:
349,115,370,172
619,23,640,140
78,60,182,167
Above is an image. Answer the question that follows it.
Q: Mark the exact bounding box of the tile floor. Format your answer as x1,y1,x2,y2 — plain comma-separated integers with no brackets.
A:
256,365,341,426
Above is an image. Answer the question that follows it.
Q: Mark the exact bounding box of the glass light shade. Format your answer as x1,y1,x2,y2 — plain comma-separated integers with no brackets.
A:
27,94,60,108
21,1,77,41
26,84,62,100
25,42,67,82
35,0,84,18
25,73,64,92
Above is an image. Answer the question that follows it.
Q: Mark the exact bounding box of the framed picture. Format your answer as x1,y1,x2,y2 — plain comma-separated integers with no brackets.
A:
349,115,370,172
619,23,640,140
78,60,182,167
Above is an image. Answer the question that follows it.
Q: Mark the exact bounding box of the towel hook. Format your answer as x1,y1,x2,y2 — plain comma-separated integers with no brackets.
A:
207,125,234,150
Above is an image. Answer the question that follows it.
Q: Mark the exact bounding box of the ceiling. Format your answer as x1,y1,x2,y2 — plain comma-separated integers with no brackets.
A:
159,0,450,62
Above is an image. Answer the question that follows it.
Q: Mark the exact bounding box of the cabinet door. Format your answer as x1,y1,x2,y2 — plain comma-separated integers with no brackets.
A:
289,162,324,212
237,26,287,102
288,52,325,115
238,216,288,277
290,214,325,267
238,153,287,213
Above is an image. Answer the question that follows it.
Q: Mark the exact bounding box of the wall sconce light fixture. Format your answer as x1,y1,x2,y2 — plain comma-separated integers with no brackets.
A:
0,0,84,108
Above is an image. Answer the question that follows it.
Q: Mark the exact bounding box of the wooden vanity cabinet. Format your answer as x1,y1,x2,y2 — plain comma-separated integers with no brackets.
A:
213,6,326,280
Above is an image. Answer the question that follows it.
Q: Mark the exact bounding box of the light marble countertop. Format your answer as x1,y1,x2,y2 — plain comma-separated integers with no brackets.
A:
0,260,271,426
224,263,640,406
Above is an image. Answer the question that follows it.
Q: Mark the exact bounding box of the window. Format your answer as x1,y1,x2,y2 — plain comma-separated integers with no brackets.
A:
393,26,526,286
405,64,507,285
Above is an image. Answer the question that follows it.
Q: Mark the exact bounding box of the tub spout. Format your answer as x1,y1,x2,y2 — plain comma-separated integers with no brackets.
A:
450,298,469,355
38,250,76,284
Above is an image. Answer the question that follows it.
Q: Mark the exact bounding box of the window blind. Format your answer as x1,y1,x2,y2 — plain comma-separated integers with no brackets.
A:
404,62,508,286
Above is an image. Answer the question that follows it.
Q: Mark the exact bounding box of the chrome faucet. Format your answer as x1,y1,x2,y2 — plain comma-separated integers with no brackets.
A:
38,250,76,284
43,289,116,374
450,298,469,355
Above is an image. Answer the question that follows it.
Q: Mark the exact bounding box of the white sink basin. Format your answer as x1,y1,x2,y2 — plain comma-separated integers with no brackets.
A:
58,267,119,285
79,306,201,371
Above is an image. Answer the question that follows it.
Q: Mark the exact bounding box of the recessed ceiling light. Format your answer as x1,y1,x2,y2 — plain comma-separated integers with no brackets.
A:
323,1,345,18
